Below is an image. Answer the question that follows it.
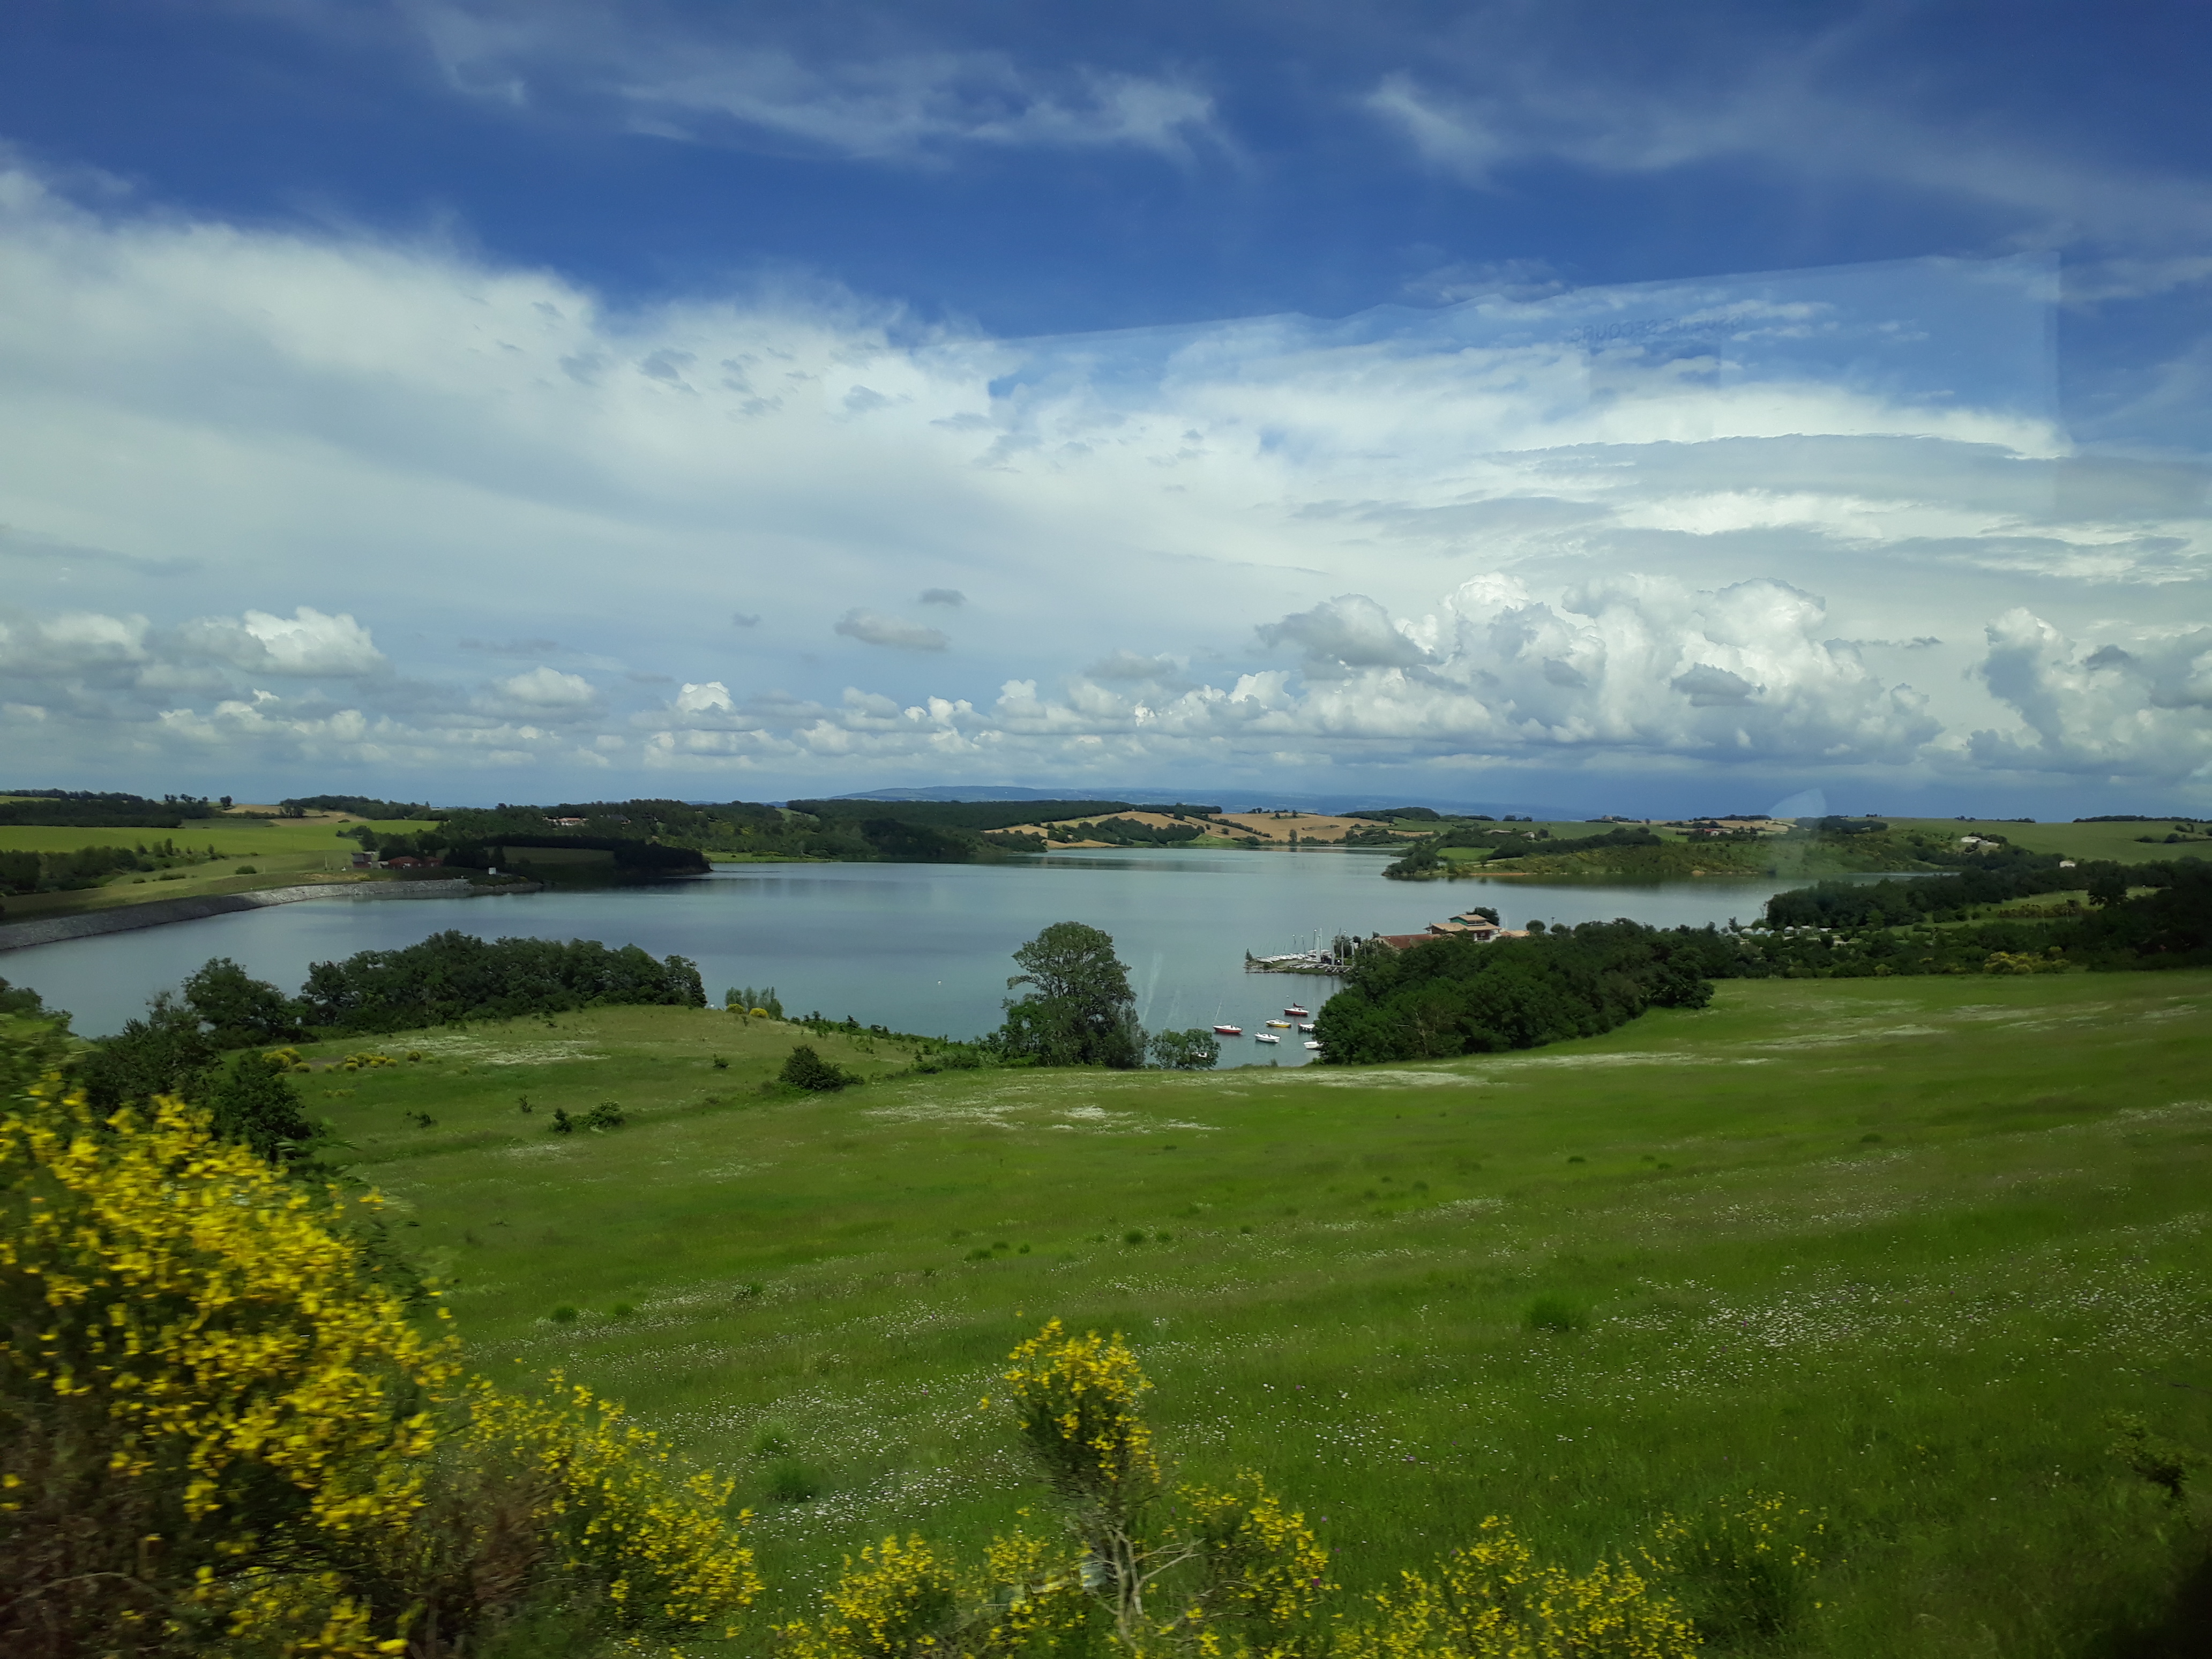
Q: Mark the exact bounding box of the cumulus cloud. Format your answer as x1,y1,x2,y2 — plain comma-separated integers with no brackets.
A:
1,155,2204,804
176,607,386,676
480,666,601,718
674,679,735,714
628,573,1942,776
834,609,950,651
1257,595,1433,671
0,610,150,676
1970,611,2212,780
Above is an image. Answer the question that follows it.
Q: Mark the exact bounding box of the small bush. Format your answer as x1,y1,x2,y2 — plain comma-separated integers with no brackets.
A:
750,1425,795,1459
765,1459,823,1503
1525,1294,1588,1333
583,1100,625,1130
549,1305,580,1324
1123,1229,1146,1245
233,864,258,875
781,1044,859,1092
610,1302,636,1320
712,1053,729,1069
550,1107,576,1133
1647,1492,1824,1647
2110,1413,2195,1501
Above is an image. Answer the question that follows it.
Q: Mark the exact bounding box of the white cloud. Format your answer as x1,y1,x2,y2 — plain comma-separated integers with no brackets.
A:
488,666,600,709
0,158,2204,804
1365,63,2212,255
834,609,950,651
176,606,386,676
1969,611,2212,780
674,679,735,714
631,573,1941,773
1257,595,1432,671
0,610,149,675
409,4,1219,162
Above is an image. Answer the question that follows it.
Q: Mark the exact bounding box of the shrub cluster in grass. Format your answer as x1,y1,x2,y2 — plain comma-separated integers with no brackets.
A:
0,838,230,895
781,1044,863,1092
550,1101,627,1133
726,983,786,1017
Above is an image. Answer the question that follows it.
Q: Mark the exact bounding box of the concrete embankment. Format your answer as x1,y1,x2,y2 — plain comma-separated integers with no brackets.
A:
0,879,542,953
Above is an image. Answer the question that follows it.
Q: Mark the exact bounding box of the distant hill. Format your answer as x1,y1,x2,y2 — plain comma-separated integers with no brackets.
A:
827,783,1575,816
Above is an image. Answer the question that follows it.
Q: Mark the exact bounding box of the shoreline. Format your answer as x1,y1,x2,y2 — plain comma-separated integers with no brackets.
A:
0,878,544,954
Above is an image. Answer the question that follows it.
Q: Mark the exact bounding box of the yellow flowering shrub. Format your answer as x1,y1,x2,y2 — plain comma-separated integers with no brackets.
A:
974,1527,1096,1653
456,1373,760,1635
1642,1491,1821,1646
1337,1518,1698,1659
998,1319,1159,1504
0,1075,456,1656
778,1527,1101,1659
0,1067,757,1659
779,1534,960,1659
1177,1473,1334,1636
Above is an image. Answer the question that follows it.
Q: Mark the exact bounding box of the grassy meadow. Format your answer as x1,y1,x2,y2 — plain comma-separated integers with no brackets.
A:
293,970,2212,1656
0,817,433,918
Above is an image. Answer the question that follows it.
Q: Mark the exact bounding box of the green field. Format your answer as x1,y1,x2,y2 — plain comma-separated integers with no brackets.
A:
1420,816,2212,883
1892,817,2212,865
0,817,433,919
289,971,2212,1656
0,816,424,860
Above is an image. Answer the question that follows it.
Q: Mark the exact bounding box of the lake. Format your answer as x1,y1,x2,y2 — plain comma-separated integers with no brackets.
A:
6,850,1807,1062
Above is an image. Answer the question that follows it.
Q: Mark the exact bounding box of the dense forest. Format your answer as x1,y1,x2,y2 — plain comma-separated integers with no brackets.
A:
0,789,221,828
1313,921,1727,1063
299,932,707,1031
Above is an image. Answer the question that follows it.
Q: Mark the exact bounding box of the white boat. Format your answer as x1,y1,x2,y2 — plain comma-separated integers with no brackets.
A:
1296,1022,1316,1033
1304,1040,1322,1051
1256,1033,1281,1044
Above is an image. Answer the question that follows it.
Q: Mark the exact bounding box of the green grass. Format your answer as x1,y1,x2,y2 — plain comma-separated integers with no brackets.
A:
1882,816,2211,866
300,976,2212,1656
0,817,424,859
0,818,441,920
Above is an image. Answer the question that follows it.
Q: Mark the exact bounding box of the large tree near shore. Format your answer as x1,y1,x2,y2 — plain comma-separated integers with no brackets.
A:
995,921,1144,1068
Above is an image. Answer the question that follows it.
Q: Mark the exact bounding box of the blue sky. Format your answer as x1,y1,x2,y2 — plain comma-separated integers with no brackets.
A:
1,1,2208,812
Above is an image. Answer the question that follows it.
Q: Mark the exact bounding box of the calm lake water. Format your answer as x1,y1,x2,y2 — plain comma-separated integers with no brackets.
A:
8,850,1805,1062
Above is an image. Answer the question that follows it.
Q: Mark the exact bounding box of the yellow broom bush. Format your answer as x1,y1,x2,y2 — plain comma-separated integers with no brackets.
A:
0,1064,756,1659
